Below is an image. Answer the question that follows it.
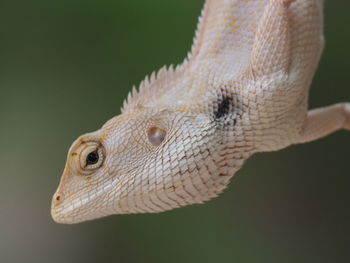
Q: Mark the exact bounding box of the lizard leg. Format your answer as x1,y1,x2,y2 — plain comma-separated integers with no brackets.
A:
297,103,350,144
249,0,295,77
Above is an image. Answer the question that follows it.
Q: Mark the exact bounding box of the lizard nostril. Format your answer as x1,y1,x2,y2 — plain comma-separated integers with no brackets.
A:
55,195,61,201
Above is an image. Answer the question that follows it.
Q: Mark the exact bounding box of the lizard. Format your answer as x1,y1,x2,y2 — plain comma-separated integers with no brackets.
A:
51,0,350,224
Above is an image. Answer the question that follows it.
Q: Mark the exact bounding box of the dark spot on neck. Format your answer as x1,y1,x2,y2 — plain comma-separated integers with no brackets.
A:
214,96,232,119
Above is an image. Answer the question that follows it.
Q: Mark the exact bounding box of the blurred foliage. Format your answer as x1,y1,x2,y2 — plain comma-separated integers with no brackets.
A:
0,1,349,263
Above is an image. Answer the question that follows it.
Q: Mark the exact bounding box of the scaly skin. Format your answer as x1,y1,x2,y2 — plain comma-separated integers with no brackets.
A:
51,0,350,224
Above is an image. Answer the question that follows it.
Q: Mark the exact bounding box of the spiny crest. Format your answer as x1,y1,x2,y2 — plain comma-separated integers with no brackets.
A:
120,2,207,113
187,0,207,61
121,65,175,113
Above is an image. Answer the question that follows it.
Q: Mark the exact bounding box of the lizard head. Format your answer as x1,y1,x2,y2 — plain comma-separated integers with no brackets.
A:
51,103,246,224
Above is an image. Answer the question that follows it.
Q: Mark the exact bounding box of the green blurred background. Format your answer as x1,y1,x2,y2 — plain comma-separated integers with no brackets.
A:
0,0,349,262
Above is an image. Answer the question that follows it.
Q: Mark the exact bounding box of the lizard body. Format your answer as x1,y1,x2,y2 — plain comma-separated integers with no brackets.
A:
51,0,350,224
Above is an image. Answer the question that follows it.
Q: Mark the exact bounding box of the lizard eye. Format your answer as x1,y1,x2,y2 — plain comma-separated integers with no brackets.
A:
78,142,105,172
147,127,166,147
86,151,99,165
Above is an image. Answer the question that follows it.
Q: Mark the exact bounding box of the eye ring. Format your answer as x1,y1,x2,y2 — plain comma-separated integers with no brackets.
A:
147,127,166,147
78,142,105,173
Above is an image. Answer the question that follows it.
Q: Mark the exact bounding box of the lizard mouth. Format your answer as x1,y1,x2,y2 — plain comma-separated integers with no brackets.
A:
51,175,121,224
51,194,107,224
50,190,80,224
